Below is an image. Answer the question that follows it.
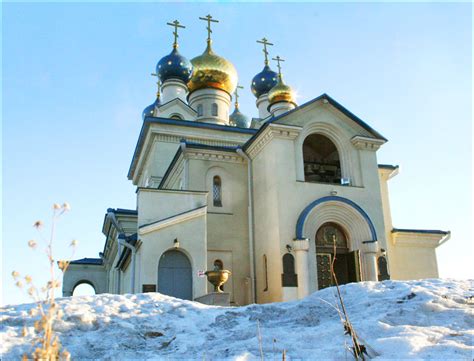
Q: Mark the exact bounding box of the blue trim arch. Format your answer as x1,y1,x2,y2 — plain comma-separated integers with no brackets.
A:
295,196,377,240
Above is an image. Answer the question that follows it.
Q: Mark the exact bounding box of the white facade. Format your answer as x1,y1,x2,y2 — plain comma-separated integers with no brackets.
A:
63,49,449,305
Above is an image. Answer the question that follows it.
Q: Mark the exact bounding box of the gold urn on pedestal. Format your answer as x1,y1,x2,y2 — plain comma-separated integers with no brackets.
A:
205,270,231,293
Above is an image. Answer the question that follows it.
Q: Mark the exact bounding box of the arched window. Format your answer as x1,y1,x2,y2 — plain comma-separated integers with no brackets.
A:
212,103,218,116
281,253,297,287
170,114,183,120
197,104,203,116
303,134,341,184
212,176,222,207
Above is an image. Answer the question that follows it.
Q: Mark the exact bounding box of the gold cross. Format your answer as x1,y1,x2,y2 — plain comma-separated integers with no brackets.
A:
234,84,244,106
257,37,274,65
199,14,219,43
272,55,285,77
151,72,161,97
166,20,185,48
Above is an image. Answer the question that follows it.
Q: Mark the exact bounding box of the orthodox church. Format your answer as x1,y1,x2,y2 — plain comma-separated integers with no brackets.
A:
63,16,450,305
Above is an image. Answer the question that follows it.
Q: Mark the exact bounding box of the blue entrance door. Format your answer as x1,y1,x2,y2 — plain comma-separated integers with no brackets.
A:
158,250,192,300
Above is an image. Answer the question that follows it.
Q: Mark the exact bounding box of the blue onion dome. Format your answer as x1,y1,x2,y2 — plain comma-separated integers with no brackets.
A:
251,65,278,98
142,96,161,120
229,108,250,128
156,47,193,84
142,103,155,120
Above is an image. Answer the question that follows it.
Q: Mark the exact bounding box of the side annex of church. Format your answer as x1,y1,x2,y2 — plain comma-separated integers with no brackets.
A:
63,17,450,305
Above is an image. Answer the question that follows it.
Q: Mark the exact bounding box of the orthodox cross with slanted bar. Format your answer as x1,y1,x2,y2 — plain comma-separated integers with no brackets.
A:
257,38,274,66
166,20,185,48
199,14,219,43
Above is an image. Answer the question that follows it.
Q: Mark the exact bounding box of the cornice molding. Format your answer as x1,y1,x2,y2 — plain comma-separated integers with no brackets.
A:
247,124,301,159
351,135,386,151
392,231,446,248
186,150,245,164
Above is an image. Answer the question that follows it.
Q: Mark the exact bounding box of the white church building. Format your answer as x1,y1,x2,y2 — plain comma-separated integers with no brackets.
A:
63,17,450,305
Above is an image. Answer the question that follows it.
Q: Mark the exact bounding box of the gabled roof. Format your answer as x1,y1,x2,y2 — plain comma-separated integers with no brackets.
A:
70,258,103,265
157,97,198,114
270,93,387,141
243,93,386,152
128,117,257,180
271,93,387,141
158,140,240,189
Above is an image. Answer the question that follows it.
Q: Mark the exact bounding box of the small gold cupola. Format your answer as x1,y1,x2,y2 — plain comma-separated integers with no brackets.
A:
268,55,296,107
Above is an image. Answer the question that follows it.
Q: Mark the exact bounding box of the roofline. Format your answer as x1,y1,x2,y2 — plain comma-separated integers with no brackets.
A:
242,121,271,151
106,208,138,215
139,205,207,230
270,93,387,141
127,117,257,180
158,145,183,189
392,228,450,235
69,258,103,265
157,97,197,115
115,233,138,269
378,164,399,170
158,141,241,189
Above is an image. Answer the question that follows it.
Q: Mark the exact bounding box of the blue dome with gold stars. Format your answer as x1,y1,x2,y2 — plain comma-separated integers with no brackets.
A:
142,97,161,120
156,48,193,84
251,65,278,98
229,108,250,128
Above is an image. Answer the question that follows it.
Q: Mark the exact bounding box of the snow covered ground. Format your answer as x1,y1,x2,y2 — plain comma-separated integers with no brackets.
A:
1,279,473,360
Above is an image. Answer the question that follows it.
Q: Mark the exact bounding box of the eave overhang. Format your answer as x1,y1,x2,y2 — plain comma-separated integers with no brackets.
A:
391,228,450,248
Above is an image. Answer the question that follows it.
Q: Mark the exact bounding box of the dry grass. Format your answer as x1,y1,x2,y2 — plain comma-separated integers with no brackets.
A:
11,203,76,361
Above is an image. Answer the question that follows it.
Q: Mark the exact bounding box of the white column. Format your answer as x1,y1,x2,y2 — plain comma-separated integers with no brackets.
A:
363,241,379,281
269,101,296,117
292,238,310,299
188,88,232,125
161,79,188,104
256,94,271,119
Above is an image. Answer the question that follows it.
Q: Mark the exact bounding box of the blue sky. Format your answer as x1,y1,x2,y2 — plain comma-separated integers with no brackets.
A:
2,2,472,305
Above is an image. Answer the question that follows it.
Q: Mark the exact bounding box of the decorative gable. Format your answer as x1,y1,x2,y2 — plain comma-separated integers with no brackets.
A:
155,98,197,120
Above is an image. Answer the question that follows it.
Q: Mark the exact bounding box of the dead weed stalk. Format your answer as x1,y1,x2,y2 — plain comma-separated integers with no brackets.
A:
12,202,76,361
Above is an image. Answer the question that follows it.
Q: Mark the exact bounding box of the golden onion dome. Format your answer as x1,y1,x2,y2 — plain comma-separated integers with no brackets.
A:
187,43,238,95
268,76,296,106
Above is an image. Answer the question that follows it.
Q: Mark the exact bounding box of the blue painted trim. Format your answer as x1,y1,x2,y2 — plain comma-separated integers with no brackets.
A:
295,196,377,240
392,228,449,235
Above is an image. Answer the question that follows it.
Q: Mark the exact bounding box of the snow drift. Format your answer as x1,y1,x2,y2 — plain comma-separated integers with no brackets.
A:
1,279,473,360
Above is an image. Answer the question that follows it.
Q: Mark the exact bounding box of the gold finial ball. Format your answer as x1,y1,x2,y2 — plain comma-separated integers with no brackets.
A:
268,79,295,105
187,45,238,95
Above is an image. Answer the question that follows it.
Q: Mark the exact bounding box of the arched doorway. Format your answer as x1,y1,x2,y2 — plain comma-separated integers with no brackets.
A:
158,250,192,300
315,222,361,290
303,134,341,184
72,281,96,296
